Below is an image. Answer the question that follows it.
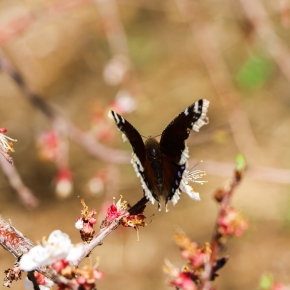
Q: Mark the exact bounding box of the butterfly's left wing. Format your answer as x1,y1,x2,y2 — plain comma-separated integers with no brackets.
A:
111,110,158,204
110,110,146,166
160,99,209,165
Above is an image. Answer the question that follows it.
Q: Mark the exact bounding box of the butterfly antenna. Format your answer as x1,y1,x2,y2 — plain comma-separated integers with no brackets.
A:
140,134,147,139
188,160,203,171
152,133,161,139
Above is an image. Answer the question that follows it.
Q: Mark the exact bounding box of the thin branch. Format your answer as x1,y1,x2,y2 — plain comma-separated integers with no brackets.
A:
72,211,129,266
0,156,39,209
200,167,242,290
175,0,263,163
0,49,131,164
0,217,34,258
93,0,144,100
0,195,148,283
239,0,290,83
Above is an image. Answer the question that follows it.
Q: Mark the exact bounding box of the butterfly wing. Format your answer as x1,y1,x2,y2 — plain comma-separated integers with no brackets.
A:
111,111,157,204
111,110,146,165
159,99,210,205
160,99,209,165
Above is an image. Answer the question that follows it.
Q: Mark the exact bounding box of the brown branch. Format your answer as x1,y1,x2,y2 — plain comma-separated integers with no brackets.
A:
72,211,129,266
0,156,39,209
0,217,34,258
175,0,263,163
93,0,144,100
200,167,242,290
0,49,130,164
0,195,148,285
240,0,290,83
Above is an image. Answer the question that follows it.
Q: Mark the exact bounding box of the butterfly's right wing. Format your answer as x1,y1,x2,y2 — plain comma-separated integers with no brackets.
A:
160,99,210,165
111,110,146,165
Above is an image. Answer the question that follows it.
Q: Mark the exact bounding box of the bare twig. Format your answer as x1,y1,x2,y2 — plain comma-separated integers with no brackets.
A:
0,49,130,164
175,0,263,163
0,0,92,46
0,156,39,209
240,0,290,82
94,0,144,100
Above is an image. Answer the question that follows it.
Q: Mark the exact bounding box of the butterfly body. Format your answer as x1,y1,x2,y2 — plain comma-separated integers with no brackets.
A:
111,99,210,210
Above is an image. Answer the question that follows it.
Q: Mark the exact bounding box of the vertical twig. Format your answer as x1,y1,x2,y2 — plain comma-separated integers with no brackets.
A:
175,0,263,163
240,0,290,83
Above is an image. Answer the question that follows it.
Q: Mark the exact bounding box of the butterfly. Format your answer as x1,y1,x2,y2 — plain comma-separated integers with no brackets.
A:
111,99,210,211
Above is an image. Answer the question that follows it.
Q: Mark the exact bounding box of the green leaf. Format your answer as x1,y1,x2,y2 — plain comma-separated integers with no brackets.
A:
259,273,273,290
236,56,274,90
236,154,246,172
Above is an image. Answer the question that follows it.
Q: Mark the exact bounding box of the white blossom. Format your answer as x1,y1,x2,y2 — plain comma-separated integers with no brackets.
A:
20,230,83,271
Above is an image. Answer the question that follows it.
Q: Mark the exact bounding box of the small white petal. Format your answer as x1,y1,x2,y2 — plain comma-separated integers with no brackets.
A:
75,219,84,230
66,244,84,262
186,189,200,201
20,230,80,270
20,246,51,271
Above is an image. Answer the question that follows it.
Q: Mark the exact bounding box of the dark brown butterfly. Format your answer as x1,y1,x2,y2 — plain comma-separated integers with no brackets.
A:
111,99,210,211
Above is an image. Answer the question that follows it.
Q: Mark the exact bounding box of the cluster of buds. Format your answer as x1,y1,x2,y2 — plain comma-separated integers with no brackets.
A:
55,169,73,199
37,130,73,198
18,230,103,290
3,261,22,287
51,260,103,290
75,199,97,243
101,196,147,241
163,233,227,290
90,102,116,143
37,130,60,162
217,207,249,239
24,272,53,290
214,155,248,243
0,128,17,164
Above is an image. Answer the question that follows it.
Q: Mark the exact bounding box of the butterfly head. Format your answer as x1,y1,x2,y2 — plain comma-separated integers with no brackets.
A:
145,137,161,161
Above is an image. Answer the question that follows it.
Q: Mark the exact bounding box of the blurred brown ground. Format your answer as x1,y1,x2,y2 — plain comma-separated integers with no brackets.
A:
0,0,290,289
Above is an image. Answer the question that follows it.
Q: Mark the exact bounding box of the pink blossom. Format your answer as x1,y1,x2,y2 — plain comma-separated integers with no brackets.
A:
76,200,97,243
218,207,249,237
24,272,54,290
37,131,59,161
107,204,126,221
170,272,196,290
272,283,290,290
52,260,69,271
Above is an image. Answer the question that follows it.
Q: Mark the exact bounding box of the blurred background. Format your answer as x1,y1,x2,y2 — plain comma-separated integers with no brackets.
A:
0,0,290,289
